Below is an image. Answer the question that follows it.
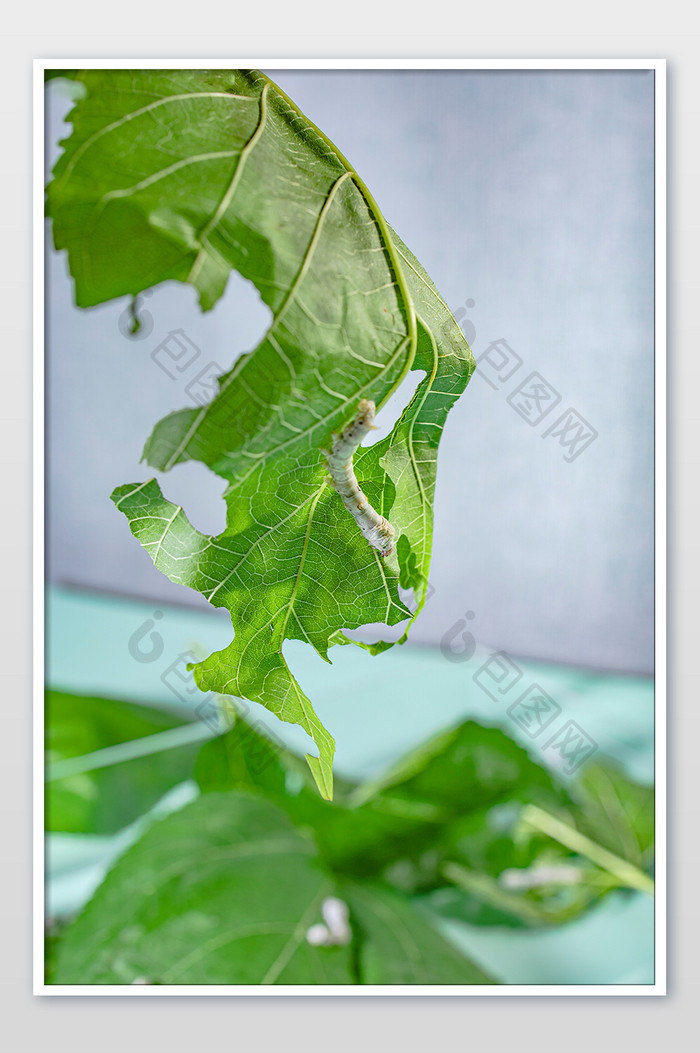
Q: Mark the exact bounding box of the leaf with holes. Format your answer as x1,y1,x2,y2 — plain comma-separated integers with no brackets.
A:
47,69,475,797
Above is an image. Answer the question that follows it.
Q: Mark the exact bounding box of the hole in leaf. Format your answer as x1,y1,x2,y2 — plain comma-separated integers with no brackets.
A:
362,369,427,447
152,464,228,537
340,621,409,647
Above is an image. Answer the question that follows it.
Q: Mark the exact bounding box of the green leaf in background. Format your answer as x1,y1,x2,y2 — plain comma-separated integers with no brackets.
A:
53,792,356,985
45,690,198,834
192,711,290,791
194,714,434,877
195,714,567,890
352,719,569,814
46,69,475,797
566,760,654,872
44,917,71,984
53,790,494,986
342,883,495,985
426,759,654,930
299,719,569,886
197,713,654,932
45,70,80,83
47,695,653,982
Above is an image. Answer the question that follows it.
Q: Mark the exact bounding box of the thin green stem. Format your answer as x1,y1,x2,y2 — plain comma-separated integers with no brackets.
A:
46,720,217,783
520,804,655,896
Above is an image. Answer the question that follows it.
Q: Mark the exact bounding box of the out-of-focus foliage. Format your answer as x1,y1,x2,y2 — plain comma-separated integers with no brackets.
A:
48,691,654,984
45,690,199,834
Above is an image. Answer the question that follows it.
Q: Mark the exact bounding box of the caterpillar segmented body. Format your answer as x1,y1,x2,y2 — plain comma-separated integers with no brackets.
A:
321,399,396,558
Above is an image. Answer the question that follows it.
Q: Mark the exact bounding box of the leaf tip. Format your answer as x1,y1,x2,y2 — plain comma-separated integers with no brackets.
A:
305,754,333,801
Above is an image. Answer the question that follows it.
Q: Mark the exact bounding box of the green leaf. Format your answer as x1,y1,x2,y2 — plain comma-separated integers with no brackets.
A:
193,715,431,879
44,917,70,984
198,709,653,926
45,70,80,84
348,719,606,927
342,883,496,985
194,708,296,798
347,721,574,905
45,690,199,834
428,758,655,929
46,69,474,797
568,760,654,871
352,719,568,814
194,714,572,903
52,787,494,985
365,227,477,630
435,861,606,929
53,792,356,985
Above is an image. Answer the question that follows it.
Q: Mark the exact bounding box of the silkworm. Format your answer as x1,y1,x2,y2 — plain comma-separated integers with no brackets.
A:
321,399,396,557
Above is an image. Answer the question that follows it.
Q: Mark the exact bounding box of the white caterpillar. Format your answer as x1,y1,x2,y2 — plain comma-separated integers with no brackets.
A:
321,399,396,558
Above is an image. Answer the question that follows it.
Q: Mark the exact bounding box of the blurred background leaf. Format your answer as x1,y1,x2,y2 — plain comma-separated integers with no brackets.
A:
425,758,654,929
191,710,654,934
54,793,356,984
342,882,495,985
53,791,494,985
46,690,654,983
46,690,202,834
564,760,654,870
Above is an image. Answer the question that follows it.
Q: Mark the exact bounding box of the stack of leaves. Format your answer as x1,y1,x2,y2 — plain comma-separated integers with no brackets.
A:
47,690,654,985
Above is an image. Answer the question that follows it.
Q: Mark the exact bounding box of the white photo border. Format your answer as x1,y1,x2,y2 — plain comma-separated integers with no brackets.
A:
33,56,666,997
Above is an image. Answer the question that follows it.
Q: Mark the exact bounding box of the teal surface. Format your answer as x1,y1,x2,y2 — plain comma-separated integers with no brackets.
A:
45,585,655,985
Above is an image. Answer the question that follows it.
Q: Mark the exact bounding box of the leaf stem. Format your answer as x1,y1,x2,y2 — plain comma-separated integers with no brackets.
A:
45,720,216,782
520,804,655,896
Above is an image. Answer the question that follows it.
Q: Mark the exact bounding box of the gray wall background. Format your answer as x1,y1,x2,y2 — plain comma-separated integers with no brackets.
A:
46,69,655,673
